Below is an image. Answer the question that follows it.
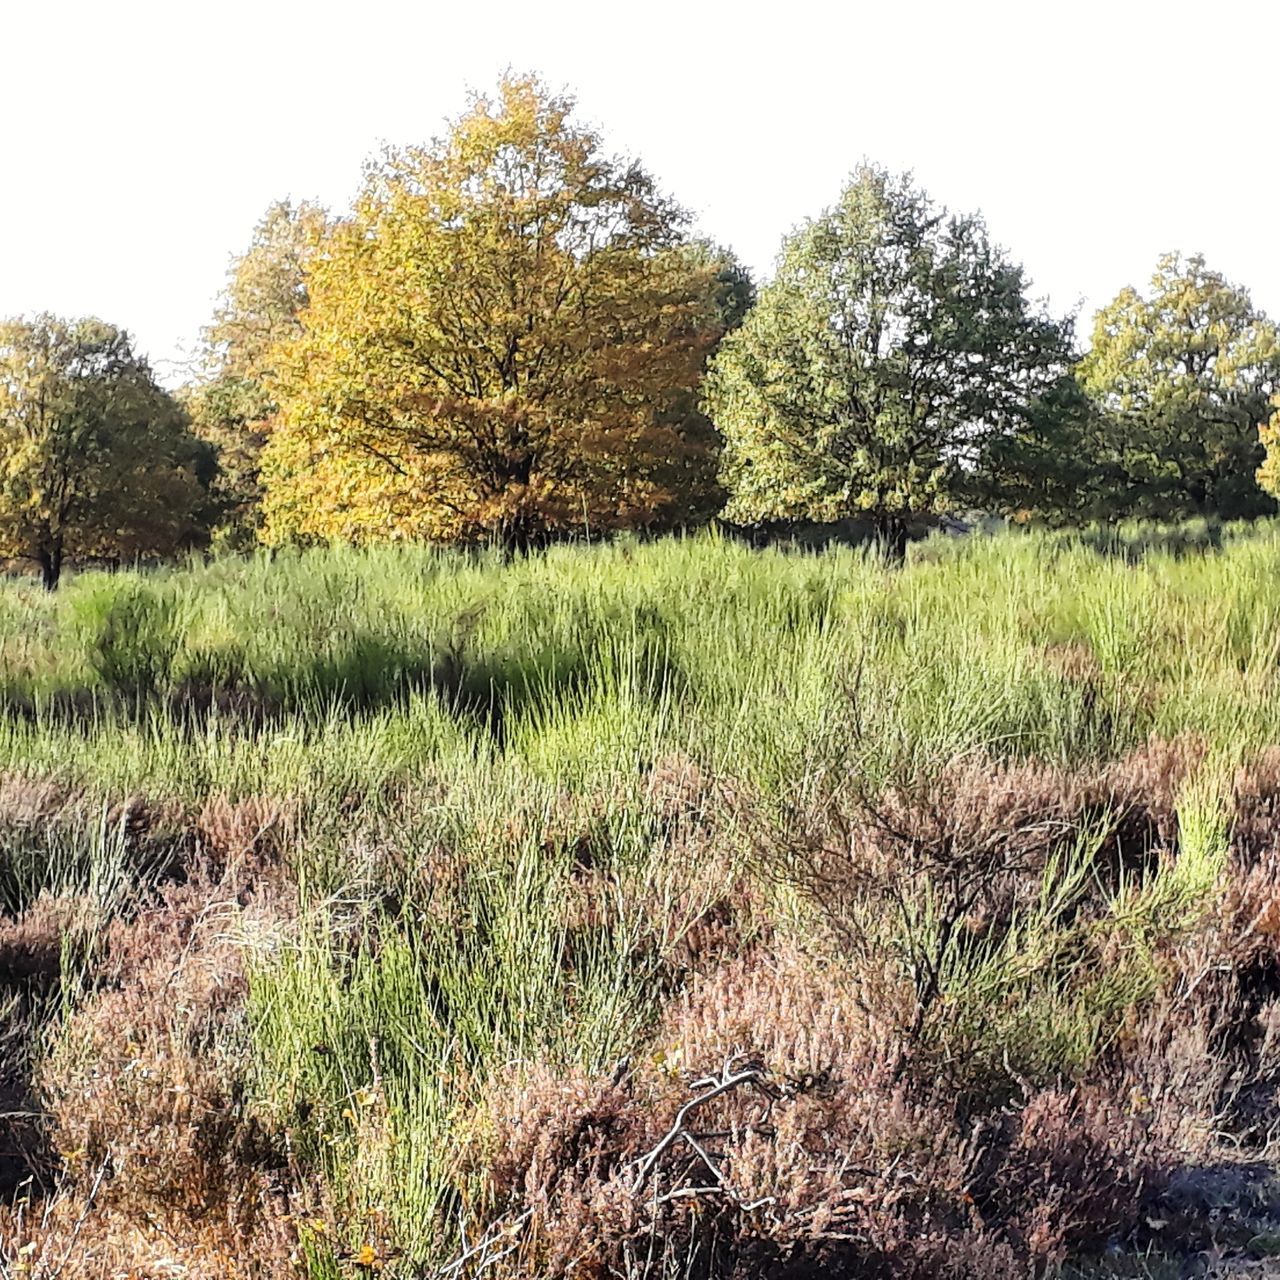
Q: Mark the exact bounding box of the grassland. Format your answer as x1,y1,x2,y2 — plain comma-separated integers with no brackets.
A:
4,526,1280,1277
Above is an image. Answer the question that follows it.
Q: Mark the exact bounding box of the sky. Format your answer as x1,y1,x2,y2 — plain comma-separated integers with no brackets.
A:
3,0,1277,383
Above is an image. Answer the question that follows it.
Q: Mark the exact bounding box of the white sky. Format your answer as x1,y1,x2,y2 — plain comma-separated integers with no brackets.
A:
3,0,1277,383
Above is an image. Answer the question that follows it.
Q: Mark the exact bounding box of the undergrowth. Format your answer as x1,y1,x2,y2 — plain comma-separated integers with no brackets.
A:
4,528,1280,1276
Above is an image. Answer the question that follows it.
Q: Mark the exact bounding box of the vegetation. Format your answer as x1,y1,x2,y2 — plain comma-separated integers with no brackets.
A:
706,163,1073,552
185,200,330,549
1257,393,1280,498
989,255,1280,526
2,531,1280,1275
5,65,1280,1280
2,77,1278,573
261,77,735,550
1074,254,1280,521
0,316,213,589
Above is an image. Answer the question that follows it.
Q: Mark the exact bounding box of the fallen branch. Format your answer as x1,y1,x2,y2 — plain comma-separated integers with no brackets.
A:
435,1207,533,1279
629,1053,775,1212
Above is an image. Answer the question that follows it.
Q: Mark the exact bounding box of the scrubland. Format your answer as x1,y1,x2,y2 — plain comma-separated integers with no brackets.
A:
5,527,1280,1277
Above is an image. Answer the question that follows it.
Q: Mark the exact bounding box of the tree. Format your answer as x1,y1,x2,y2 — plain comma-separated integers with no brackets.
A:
0,316,213,588
260,75,735,550
680,237,756,333
185,200,329,546
974,373,1111,526
1066,254,1280,521
704,164,1073,552
1257,395,1280,500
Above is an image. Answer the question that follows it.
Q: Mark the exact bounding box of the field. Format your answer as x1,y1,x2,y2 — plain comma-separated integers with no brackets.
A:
4,527,1280,1277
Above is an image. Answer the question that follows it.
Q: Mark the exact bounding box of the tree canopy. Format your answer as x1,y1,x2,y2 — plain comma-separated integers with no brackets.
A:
260,75,739,549
704,164,1074,549
9,76,1280,570
1257,395,1280,501
0,316,213,587
185,200,329,546
1068,254,1280,521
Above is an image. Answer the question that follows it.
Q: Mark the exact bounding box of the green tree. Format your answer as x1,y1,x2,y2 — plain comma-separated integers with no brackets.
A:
1069,253,1280,521
975,374,1109,526
0,315,213,588
186,200,328,546
680,237,756,333
261,75,734,550
705,164,1073,552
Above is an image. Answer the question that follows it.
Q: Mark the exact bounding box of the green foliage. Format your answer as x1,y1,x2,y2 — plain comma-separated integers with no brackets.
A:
0,315,214,587
7,525,1280,788
1078,254,1279,520
185,200,330,548
70,577,184,699
975,372,1102,525
705,164,1073,549
994,255,1280,524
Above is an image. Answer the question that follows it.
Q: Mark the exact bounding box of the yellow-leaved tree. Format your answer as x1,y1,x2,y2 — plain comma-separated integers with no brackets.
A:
260,75,744,549
1257,395,1280,500
185,200,329,548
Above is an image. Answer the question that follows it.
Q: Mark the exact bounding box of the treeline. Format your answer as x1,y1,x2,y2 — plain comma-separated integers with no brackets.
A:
3,74,1279,586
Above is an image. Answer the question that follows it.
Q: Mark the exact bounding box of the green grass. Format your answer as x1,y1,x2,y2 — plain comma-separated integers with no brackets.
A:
8,525,1280,790
7,524,1280,1273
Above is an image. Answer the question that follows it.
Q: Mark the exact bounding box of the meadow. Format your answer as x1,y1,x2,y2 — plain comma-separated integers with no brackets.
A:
3,526,1280,1277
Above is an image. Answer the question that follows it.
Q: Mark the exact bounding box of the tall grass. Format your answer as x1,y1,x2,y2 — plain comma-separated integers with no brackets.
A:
6,525,1280,1275
8,527,1280,790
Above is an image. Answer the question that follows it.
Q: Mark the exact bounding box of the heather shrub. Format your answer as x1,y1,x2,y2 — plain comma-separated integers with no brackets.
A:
0,848,300,1277
3,531,1280,1276
0,1190,298,1279
473,993,1168,1277
39,867,291,1233
196,790,297,879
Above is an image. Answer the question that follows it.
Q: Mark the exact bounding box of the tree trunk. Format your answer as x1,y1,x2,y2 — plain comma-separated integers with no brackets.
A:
36,543,63,591
498,504,550,557
873,514,909,563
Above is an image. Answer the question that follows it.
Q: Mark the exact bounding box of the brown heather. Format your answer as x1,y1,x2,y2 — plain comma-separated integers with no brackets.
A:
0,805,301,1279
0,735,1249,1279
7,533,1280,1277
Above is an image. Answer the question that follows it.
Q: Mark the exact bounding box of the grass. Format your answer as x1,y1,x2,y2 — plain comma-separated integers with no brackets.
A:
4,525,1280,1275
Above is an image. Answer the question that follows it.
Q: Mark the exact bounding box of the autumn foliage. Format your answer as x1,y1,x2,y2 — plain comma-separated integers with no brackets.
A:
7,75,1280,578
1257,394,1280,500
185,201,330,548
260,76,732,549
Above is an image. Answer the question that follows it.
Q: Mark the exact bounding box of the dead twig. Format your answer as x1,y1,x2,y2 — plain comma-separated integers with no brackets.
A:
629,1053,775,1212
435,1207,533,1279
